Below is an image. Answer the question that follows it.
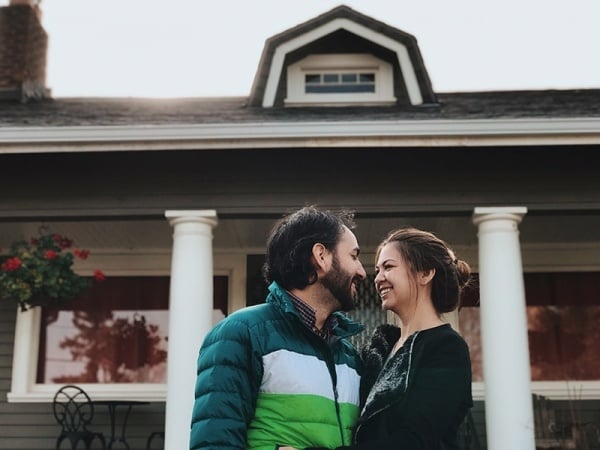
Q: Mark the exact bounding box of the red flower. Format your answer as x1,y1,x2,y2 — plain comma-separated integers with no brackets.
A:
1,257,22,272
1,231,106,312
59,238,73,249
93,269,106,282
50,234,72,248
44,250,58,260
74,249,90,260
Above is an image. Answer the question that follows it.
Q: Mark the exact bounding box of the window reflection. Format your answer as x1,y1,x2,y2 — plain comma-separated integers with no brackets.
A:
37,275,229,384
44,310,168,383
38,276,170,383
459,272,600,382
527,305,600,380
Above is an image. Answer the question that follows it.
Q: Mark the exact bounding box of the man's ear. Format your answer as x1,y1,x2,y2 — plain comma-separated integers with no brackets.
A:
311,243,330,273
418,268,436,286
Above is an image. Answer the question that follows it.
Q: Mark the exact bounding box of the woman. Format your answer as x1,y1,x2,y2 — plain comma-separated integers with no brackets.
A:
283,227,473,450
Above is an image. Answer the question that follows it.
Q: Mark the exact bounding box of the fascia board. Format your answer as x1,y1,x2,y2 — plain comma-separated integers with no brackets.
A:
0,118,599,153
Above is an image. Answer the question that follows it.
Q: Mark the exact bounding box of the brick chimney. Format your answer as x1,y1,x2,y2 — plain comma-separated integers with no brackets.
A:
0,0,51,102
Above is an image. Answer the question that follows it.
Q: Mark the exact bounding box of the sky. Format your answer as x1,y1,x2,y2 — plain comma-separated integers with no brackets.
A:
6,0,600,98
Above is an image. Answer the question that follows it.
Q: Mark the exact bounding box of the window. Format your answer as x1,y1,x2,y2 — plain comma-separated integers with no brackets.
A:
305,72,376,93
7,247,245,403
37,277,170,384
286,54,395,106
459,272,600,399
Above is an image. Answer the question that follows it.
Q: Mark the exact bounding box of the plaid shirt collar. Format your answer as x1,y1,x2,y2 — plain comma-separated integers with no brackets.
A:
287,290,338,340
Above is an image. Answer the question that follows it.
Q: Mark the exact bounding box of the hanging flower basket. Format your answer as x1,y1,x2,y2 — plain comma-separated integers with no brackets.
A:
0,230,105,312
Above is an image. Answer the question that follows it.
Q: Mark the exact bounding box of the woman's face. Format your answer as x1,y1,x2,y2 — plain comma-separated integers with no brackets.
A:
374,242,416,314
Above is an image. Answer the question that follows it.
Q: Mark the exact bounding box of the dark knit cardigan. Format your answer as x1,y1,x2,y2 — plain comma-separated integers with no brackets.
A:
308,323,473,450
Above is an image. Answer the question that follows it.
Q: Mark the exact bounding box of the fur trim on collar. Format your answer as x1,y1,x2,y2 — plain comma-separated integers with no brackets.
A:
359,324,400,405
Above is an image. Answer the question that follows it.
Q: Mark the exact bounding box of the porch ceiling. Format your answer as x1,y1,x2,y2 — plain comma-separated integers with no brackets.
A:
1,213,600,256
0,216,475,253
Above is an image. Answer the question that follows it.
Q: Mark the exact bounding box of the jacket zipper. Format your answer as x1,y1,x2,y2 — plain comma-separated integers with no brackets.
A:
300,323,347,446
323,339,346,446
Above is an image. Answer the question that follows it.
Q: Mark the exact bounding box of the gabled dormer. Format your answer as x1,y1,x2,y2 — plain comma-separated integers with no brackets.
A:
248,5,437,108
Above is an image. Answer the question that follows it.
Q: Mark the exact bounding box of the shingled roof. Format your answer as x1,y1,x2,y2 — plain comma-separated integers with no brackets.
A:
0,89,599,127
0,4,598,131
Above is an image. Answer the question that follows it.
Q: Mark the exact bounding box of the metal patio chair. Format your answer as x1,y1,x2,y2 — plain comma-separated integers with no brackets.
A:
146,430,164,450
52,384,106,450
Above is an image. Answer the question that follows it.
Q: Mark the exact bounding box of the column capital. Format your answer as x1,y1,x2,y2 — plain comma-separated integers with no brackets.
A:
472,206,527,226
165,209,218,228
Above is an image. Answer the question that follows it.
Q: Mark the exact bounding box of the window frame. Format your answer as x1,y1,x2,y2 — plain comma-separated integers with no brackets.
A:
304,71,376,94
285,54,396,106
7,250,246,403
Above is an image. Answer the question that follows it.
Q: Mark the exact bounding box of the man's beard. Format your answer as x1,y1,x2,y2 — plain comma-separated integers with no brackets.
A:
321,255,358,312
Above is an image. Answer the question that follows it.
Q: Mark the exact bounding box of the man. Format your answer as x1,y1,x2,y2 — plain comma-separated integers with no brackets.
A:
190,205,367,450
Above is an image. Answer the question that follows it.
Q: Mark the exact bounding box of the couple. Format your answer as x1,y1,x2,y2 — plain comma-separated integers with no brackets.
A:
190,206,473,450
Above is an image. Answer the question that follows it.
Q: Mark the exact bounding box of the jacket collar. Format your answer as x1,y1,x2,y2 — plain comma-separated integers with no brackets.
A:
266,281,364,339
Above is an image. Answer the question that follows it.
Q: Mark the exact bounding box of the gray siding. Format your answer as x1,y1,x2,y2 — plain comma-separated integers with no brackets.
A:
0,300,57,450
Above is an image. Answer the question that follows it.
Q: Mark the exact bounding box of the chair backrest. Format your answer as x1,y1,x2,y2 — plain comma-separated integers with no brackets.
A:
53,385,96,433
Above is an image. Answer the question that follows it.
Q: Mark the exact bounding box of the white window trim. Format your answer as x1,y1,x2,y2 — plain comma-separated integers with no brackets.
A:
7,249,246,403
472,381,600,401
285,54,396,107
263,17,423,107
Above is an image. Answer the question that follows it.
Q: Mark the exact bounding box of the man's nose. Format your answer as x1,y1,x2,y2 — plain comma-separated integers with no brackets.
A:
356,262,367,280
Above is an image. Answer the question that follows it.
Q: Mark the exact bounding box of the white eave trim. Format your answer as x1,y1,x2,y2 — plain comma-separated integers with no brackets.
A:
1,117,600,154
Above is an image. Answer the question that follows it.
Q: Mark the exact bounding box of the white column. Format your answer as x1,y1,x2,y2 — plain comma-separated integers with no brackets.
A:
164,210,218,450
472,206,535,450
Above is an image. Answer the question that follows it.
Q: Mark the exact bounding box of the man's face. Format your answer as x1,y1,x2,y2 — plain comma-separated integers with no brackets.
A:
321,227,366,311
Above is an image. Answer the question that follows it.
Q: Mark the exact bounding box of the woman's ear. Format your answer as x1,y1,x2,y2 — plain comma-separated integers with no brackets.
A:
418,268,436,285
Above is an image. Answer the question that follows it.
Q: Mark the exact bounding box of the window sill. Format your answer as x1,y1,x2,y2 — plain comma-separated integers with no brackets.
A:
472,381,600,401
7,383,166,403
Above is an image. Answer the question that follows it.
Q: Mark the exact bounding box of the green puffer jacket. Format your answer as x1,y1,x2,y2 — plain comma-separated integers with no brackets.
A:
190,281,364,450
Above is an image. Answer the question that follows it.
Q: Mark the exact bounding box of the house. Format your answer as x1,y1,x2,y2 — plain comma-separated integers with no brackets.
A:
1,2,600,449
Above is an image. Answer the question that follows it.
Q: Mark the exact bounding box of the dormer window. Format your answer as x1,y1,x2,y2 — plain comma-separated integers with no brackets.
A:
248,6,437,108
305,72,375,93
285,54,396,107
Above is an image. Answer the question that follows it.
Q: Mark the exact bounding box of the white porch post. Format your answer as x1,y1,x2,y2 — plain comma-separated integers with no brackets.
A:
164,210,218,450
472,206,535,450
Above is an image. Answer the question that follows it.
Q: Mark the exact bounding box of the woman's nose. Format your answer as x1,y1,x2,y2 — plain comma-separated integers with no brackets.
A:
374,270,383,284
